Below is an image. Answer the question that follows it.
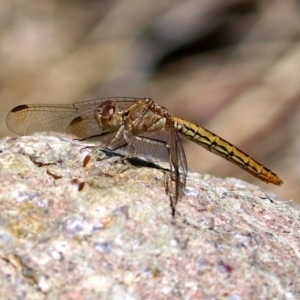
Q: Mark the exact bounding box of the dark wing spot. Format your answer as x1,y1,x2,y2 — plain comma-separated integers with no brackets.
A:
69,116,84,127
11,104,29,113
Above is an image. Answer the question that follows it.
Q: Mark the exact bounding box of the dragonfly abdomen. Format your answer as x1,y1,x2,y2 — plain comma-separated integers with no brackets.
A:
173,117,283,186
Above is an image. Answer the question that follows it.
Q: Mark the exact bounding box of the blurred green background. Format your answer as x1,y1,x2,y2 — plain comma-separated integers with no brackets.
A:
1,0,299,202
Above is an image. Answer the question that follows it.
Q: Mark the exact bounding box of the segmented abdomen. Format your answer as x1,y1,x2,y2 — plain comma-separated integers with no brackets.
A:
173,117,283,185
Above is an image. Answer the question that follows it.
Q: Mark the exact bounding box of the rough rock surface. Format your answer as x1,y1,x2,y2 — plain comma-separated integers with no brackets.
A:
0,135,299,300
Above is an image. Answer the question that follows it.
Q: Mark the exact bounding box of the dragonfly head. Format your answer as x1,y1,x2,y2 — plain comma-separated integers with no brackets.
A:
94,100,121,132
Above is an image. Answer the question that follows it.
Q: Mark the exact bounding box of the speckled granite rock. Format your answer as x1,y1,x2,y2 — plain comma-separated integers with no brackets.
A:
0,135,299,300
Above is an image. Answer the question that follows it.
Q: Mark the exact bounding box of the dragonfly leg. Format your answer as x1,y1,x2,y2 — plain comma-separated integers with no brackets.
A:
81,125,128,166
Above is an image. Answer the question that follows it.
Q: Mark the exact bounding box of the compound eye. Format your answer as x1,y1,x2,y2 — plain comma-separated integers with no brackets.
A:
101,101,116,118
108,107,114,116
106,106,115,120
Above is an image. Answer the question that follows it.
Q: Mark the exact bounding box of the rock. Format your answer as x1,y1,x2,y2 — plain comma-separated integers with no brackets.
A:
0,135,299,299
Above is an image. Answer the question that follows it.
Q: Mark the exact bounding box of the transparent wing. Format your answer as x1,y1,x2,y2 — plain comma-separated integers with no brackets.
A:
107,125,187,210
6,97,141,139
134,128,187,213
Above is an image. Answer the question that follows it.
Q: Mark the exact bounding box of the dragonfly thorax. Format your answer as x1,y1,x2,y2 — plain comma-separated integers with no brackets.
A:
123,99,168,134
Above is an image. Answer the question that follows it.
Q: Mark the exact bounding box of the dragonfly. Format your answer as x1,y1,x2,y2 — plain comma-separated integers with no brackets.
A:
6,97,283,216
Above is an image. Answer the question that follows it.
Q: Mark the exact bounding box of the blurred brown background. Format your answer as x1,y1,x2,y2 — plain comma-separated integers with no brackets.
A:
0,0,299,203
